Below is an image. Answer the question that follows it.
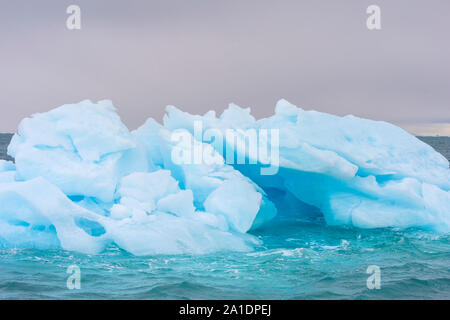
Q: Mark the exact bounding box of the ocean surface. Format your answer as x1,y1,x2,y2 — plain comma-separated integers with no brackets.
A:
0,133,13,162
0,134,449,299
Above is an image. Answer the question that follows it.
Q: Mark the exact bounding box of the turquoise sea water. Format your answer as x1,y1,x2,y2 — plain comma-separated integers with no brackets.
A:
1,217,449,299
0,135,449,299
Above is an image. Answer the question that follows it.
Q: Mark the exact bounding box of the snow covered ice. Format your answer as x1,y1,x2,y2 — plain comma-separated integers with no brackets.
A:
164,99,450,231
0,99,449,255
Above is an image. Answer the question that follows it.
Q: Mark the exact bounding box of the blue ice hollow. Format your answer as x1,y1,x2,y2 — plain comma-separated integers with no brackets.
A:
0,99,449,255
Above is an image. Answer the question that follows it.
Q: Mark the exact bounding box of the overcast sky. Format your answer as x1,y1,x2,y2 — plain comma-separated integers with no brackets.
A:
1,0,449,135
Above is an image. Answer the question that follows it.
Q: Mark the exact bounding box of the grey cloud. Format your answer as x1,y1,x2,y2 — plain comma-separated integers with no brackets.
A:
0,0,449,134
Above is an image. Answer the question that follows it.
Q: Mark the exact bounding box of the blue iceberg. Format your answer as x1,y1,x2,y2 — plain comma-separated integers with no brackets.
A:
0,99,449,255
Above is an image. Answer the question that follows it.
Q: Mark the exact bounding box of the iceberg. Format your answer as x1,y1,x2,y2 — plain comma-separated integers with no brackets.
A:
0,177,106,253
1,100,270,254
0,99,449,255
7,100,147,202
164,99,450,232
0,160,16,183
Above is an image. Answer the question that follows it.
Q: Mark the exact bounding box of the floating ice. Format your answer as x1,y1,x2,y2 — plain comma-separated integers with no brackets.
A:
164,99,450,232
133,119,277,232
1,99,449,255
0,177,105,253
0,160,16,183
1,100,271,254
7,100,147,202
0,160,15,172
